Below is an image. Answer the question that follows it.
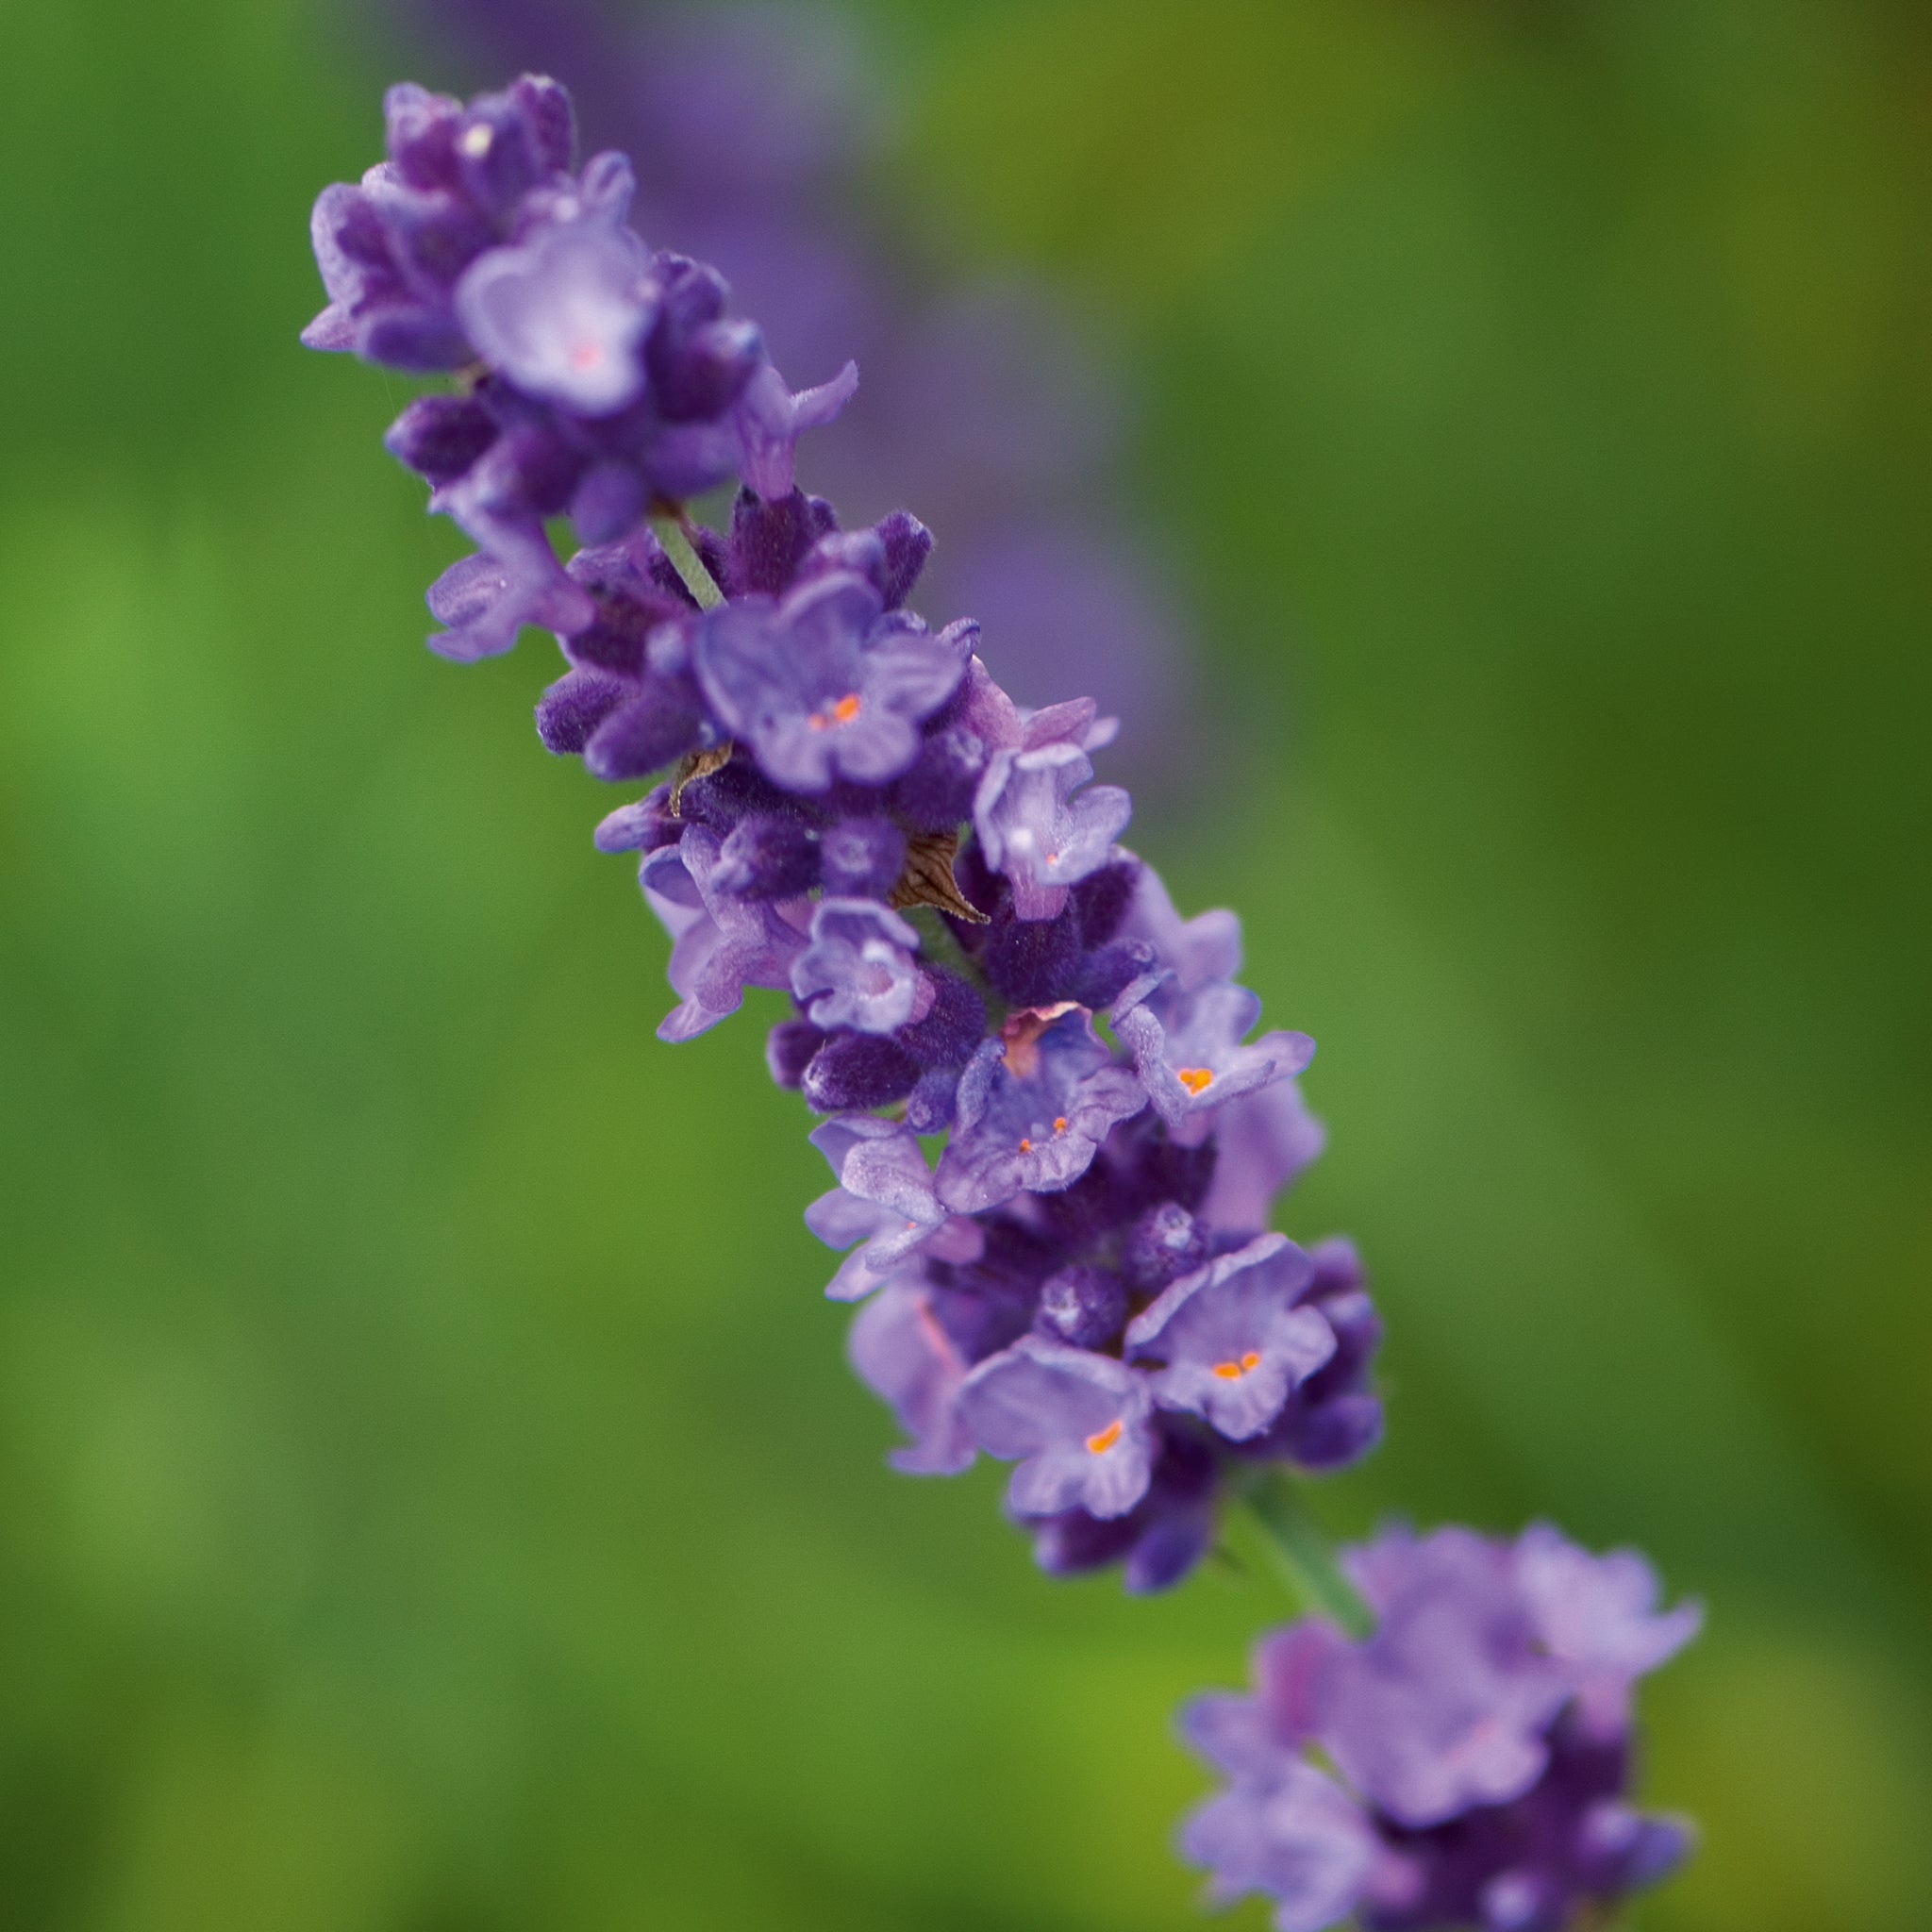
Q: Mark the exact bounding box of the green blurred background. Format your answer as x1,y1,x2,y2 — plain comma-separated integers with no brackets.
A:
3,0,1928,1926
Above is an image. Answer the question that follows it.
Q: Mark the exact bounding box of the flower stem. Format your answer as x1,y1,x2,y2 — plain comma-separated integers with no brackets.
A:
1241,1470,1374,1638
650,511,726,610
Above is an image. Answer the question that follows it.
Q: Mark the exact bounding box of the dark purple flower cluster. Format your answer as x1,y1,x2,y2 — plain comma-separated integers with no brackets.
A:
391,0,1198,781
557,491,1377,1591
305,75,855,661
1180,1524,1701,1931
309,70,1698,1927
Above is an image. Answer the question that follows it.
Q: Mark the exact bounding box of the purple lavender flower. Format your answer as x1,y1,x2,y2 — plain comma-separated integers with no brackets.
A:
1119,862,1242,988
1198,1078,1327,1234
791,898,927,1033
314,64,1696,1926
935,1007,1145,1213
958,1335,1156,1519
847,1275,976,1474
1180,1760,1381,1932
1234,1238,1385,1471
455,219,653,413
736,358,861,499
1118,977,1316,1132
803,1113,988,1302
1324,1527,1574,1828
974,740,1132,921
1021,1414,1219,1594
1125,1233,1337,1442
640,824,808,1041
694,572,970,792
1513,1524,1706,1741
1179,1524,1699,1931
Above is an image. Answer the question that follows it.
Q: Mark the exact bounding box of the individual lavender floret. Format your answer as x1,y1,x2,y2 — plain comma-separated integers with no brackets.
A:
974,740,1132,920
1511,1523,1708,1741
1022,1414,1220,1594
847,1276,976,1474
805,1117,983,1302
1178,1524,1701,1931
1198,1078,1328,1233
695,572,972,791
736,358,863,499
791,899,928,1033
958,1336,1156,1519
1118,977,1316,1133
1125,1233,1338,1442
1233,1238,1385,1471
640,824,808,1041
935,1007,1146,1213
456,219,654,412
1119,862,1243,988
1181,1758,1379,1932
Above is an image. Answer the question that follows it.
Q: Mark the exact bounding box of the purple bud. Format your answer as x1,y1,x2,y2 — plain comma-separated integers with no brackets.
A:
582,681,708,781
535,668,626,754
873,509,934,610
727,487,826,596
713,813,822,899
1034,1265,1128,1350
801,1031,922,1111
509,73,575,173
767,1018,827,1089
592,791,679,856
1123,1201,1207,1292
820,816,906,898
905,1067,960,1133
895,968,986,1070
384,393,497,486
982,906,1081,1007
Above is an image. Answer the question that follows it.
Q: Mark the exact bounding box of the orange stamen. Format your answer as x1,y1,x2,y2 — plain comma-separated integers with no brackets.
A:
1177,1067,1214,1096
1211,1350,1264,1381
1053,1116,1068,1133
1019,1137,1033,1154
1086,1419,1124,1454
807,692,862,731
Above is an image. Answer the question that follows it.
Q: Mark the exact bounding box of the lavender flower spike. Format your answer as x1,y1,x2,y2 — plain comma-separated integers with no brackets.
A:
1180,1523,1698,1931
312,68,1697,1924
958,1336,1156,1519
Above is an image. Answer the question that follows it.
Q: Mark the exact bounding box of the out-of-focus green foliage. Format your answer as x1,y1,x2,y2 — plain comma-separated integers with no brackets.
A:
1,2,1926,1927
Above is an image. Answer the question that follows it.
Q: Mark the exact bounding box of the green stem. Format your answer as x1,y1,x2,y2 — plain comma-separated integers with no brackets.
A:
650,510,725,610
1242,1470,1374,1638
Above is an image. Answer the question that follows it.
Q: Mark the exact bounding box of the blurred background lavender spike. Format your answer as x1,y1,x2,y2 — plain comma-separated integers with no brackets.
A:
378,0,1201,784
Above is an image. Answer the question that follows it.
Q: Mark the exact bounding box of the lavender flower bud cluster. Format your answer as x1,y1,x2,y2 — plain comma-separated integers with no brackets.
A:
305,73,856,661
308,72,1698,1928
1182,1525,1701,1931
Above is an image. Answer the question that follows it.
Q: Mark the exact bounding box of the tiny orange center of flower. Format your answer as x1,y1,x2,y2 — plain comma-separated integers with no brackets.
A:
1086,1419,1124,1454
570,340,604,370
1211,1351,1264,1381
1018,1137,1033,1153
1053,1116,1069,1133
809,692,863,730
1177,1067,1214,1096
